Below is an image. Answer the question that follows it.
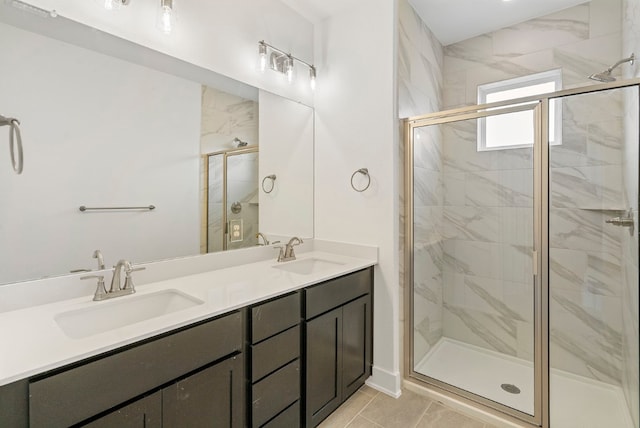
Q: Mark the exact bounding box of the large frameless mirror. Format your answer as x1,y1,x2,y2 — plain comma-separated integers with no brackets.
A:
0,2,314,285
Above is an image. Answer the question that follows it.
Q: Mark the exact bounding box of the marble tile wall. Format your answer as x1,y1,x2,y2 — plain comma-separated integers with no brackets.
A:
225,152,259,251
401,0,635,411
622,1,640,425
207,154,224,253
200,85,259,253
440,116,535,361
397,0,444,367
549,90,626,385
440,0,628,383
443,0,623,110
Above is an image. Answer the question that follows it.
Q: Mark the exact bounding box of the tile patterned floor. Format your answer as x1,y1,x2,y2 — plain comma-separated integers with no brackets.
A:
318,386,498,428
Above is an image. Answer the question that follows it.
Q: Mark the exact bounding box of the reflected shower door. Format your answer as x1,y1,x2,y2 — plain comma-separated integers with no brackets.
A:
225,150,259,250
548,86,639,428
206,149,259,252
409,104,539,420
207,154,224,253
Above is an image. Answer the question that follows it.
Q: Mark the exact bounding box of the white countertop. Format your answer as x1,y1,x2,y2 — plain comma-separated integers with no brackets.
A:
0,241,377,386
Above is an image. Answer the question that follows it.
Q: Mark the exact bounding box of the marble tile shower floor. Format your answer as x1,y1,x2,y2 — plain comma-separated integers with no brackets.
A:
414,338,634,428
318,384,494,428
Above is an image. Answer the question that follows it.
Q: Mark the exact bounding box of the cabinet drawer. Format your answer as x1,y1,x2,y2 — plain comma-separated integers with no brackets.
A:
251,325,300,382
305,268,372,319
251,292,301,343
29,311,242,428
262,400,300,428
252,359,300,428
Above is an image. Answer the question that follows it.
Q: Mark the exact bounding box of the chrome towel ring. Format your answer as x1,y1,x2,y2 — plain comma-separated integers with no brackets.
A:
262,174,276,193
351,168,370,192
0,114,23,174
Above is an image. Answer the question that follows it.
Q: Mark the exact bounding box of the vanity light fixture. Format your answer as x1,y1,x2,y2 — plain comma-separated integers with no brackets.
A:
157,0,176,35
258,40,316,90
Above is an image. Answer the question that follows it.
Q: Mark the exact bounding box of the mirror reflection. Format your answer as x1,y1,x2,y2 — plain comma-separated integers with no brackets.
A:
0,5,313,285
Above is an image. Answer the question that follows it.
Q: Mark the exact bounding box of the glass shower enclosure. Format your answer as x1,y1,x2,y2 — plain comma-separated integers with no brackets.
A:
205,147,259,252
405,80,639,428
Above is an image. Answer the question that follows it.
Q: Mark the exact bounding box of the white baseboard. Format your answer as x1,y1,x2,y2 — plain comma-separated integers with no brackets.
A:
366,366,402,398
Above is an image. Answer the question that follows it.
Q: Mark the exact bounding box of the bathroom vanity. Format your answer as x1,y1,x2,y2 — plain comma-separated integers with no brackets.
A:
0,243,375,428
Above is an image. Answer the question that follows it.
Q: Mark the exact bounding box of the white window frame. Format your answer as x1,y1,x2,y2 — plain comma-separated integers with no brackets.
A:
477,69,562,151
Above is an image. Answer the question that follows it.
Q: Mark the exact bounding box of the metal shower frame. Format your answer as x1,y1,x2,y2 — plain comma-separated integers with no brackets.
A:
403,78,640,428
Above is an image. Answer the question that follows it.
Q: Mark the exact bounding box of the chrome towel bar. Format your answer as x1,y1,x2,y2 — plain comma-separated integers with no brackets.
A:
79,205,156,212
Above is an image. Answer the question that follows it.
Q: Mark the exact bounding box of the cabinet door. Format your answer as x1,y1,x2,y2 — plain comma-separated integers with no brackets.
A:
342,295,372,399
163,355,244,428
305,307,343,428
82,392,161,428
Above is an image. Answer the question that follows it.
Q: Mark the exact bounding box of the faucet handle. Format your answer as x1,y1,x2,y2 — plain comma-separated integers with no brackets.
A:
273,245,285,262
122,266,144,291
81,275,108,301
80,274,104,281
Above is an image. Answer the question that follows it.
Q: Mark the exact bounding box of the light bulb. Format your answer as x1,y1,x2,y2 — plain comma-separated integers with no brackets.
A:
104,0,115,10
157,0,175,35
161,7,172,33
285,56,294,84
259,42,267,73
309,66,316,91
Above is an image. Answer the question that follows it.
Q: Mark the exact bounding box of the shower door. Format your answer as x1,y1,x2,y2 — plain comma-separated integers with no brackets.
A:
225,150,259,251
205,147,259,252
406,79,640,428
548,85,639,428
406,101,542,424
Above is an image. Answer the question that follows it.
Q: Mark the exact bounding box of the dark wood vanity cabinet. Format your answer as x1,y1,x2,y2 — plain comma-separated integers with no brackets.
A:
248,291,302,428
84,354,245,428
162,354,244,427
26,310,245,428
0,266,374,428
304,268,373,428
83,392,162,428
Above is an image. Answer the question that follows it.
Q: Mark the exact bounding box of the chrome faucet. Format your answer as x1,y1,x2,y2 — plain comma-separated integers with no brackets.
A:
277,237,303,262
110,259,130,293
71,249,106,273
81,259,145,301
256,232,270,246
93,249,105,270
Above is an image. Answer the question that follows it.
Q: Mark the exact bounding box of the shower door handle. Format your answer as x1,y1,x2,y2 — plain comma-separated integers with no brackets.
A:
606,208,634,227
605,217,634,227
605,209,635,235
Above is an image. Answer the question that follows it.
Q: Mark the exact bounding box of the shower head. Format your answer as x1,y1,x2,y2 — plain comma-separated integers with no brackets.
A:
589,53,635,82
233,137,248,147
588,71,617,83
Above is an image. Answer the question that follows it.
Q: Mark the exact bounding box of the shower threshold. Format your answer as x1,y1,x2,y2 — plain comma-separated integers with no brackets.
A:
414,338,633,428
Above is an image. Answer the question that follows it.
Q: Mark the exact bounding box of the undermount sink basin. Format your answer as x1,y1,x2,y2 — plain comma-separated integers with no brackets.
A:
55,289,204,339
272,258,345,275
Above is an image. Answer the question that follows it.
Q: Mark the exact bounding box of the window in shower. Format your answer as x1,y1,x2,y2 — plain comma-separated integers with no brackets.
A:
477,69,562,150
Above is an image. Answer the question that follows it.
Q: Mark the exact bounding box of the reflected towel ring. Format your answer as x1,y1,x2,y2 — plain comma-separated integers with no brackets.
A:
351,168,370,192
262,174,276,193
9,119,23,174
0,115,23,175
